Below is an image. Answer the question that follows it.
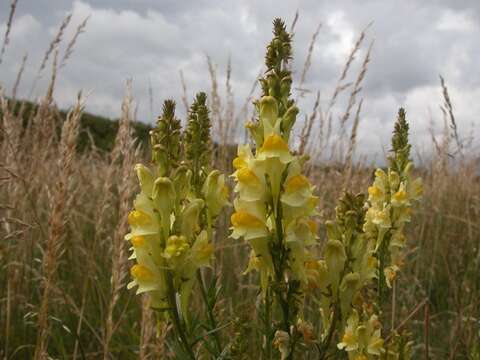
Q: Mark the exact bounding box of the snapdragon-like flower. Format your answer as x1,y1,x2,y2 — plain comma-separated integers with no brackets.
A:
230,20,318,358
364,109,423,288
314,192,383,355
337,310,384,359
126,96,228,353
230,20,317,299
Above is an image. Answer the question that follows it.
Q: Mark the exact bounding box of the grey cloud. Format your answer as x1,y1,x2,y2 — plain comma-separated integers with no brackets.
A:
0,0,479,160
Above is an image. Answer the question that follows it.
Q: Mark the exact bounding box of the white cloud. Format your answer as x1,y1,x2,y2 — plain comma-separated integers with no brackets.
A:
436,9,477,32
0,0,479,163
324,10,355,64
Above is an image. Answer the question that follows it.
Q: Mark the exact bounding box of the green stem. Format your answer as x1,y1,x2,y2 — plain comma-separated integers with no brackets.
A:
165,269,196,360
271,195,296,359
264,288,273,359
197,270,222,356
318,302,339,360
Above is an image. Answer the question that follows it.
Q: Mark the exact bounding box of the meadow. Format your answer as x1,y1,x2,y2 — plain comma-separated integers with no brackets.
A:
0,4,479,360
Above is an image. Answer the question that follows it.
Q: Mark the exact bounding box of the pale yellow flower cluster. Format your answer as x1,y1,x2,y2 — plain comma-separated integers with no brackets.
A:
126,164,228,319
305,192,382,357
230,95,318,293
337,310,384,360
364,164,422,287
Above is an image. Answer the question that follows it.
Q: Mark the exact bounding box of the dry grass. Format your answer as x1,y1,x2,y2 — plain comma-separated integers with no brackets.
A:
0,11,478,360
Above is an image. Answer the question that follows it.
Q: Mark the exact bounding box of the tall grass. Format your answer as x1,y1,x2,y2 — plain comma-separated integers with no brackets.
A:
0,7,478,360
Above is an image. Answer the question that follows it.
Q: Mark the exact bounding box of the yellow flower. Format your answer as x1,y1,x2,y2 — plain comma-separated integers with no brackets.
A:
233,156,247,169
131,264,154,281
388,170,400,190
384,265,399,288
258,133,292,163
231,211,263,227
190,230,214,268
230,199,268,240
233,163,266,202
340,272,361,317
231,211,266,239
368,168,388,204
245,120,263,147
256,133,293,202
281,174,314,207
128,209,152,227
203,170,229,218
338,311,384,358
325,239,346,286
259,95,278,127
368,185,385,205
130,235,145,247
286,218,317,246
127,205,159,238
232,144,254,170
126,232,162,265
285,174,309,192
360,255,378,284
282,159,318,222
181,199,204,241
175,231,214,325
366,315,384,356
367,333,384,356
395,206,412,225
163,235,189,259
338,311,359,352
237,167,260,184
390,230,406,249
371,207,391,229
273,330,291,360
408,177,423,201
152,177,176,238
246,237,274,294
391,183,408,207
127,262,163,295
305,260,329,291
135,163,154,195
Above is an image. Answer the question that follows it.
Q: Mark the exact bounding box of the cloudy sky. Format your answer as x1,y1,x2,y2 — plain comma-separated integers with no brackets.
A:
1,0,479,162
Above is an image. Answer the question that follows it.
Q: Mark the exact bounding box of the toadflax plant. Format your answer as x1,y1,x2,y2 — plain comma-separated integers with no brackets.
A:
124,17,423,360
230,19,423,360
230,19,318,359
311,109,423,360
126,96,228,358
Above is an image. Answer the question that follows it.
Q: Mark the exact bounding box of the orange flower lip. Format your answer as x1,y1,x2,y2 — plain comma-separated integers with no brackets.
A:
232,157,247,169
131,235,145,247
237,168,260,184
128,210,152,227
285,175,310,193
231,211,264,227
260,134,289,153
130,264,154,281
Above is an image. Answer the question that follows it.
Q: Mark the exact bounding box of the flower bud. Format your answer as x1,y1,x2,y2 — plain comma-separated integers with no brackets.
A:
153,177,176,237
281,105,299,140
203,170,229,218
280,75,292,98
173,166,191,201
260,96,278,127
135,164,154,196
245,121,263,148
325,239,346,287
181,199,204,241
